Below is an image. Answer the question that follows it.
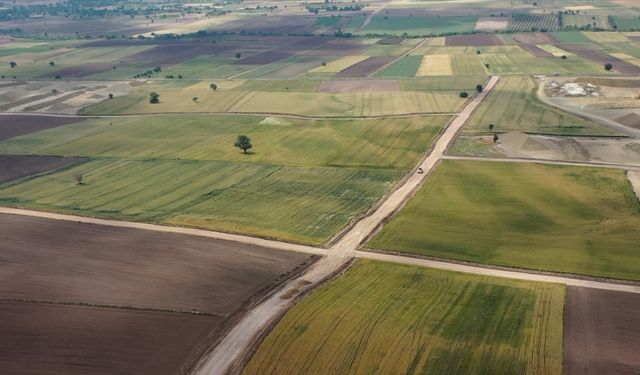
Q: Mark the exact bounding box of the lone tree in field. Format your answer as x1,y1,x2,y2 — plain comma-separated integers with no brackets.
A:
459,91,468,98
234,135,252,154
476,84,483,93
235,52,242,59
560,55,567,60
604,63,613,71
192,96,198,103
149,92,160,104
489,123,495,130
49,61,55,66
493,133,500,143
74,174,84,185
9,61,17,68
210,82,218,91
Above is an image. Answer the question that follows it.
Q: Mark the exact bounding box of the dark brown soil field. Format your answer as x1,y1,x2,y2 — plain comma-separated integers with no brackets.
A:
512,32,559,45
559,44,640,75
0,114,84,140
317,79,399,93
0,301,220,375
616,113,640,129
301,39,364,56
334,56,395,78
0,155,86,184
446,34,505,46
233,49,291,65
0,214,318,315
518,43,554,57
564,287,640,375
40,64,114,78
233,37,329,65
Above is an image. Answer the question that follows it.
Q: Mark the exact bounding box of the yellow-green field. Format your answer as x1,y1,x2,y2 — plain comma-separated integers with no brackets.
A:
81,81,466,116
244,259,564,375
309,56,369,73
368,160,640,281
416,54,453,76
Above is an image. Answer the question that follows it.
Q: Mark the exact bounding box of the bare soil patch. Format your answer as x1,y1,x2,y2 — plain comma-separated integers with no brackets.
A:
0,301,220,375
0,214,318,316
446,34,504,46
301,39,364,56
40,64,114,78
0,114,83,140
317,79,399,92
564,287,640,375
616,113,640,129
127,44,233,66
475,17,509,32
512,32,559,45
334,56,395,78
0,155,86,184
233,49,290,65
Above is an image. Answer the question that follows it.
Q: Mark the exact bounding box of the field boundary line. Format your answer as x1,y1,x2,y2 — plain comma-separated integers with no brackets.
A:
366,37,429,78
442,155,640,171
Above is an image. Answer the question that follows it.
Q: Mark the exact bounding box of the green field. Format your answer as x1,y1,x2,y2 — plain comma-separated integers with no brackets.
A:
363,16,478,36
244,259,564,375
368,160,640,281
0,115,447,169
374,55,422,77
0,159,402,244
465,76,618,135
613,17,640,31
551,31,591,44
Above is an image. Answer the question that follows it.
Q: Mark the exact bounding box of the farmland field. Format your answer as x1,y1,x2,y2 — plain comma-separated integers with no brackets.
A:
368,160,640,281
308,56,369,73
0,155,85,184
81,84,466,116
416,55,453,76
465,76,618,136
564,287,640,374
0,159,403,244
363,16,478,36
0,115,447,169
374,55,422,77
0,114,84,140
0,213,317,374
507,14,559,32
243,259,564,375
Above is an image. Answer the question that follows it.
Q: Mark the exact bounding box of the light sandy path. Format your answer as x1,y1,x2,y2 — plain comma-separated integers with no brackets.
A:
444,155,640,172
357,3,388,33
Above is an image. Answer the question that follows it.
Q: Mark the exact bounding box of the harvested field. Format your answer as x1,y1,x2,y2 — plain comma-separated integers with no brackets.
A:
0,213,318,315
377,37,403,45
536,44,572,57
519,43,553,57
233,50,290,65
564,287,640,375
559,44,640,75
445,34,504,46
512,32,559,45
583,32,629,44
0,155,85,184
416,54,453,76
0,114,83,140
244,259,564,375
316,79,399,93
0,92,52,111
309,55,369,73
0,301,220,375
300,39,364,56
474,17,509,32
334,56,395,78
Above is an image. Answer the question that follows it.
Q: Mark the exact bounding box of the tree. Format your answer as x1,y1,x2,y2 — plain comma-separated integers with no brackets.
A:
234,135,252,154
9,61,17,68
459,91,469,98
235,52,242,59
476,84,483,93
149,91,160,104
192,96,198,102
108,93,114,99
210,83,218,91
604,63,613,71
74,173,84,185
493,133,499,143
489,123,495,130
49,61,55,66
560,55,567,60
51,89,58,95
